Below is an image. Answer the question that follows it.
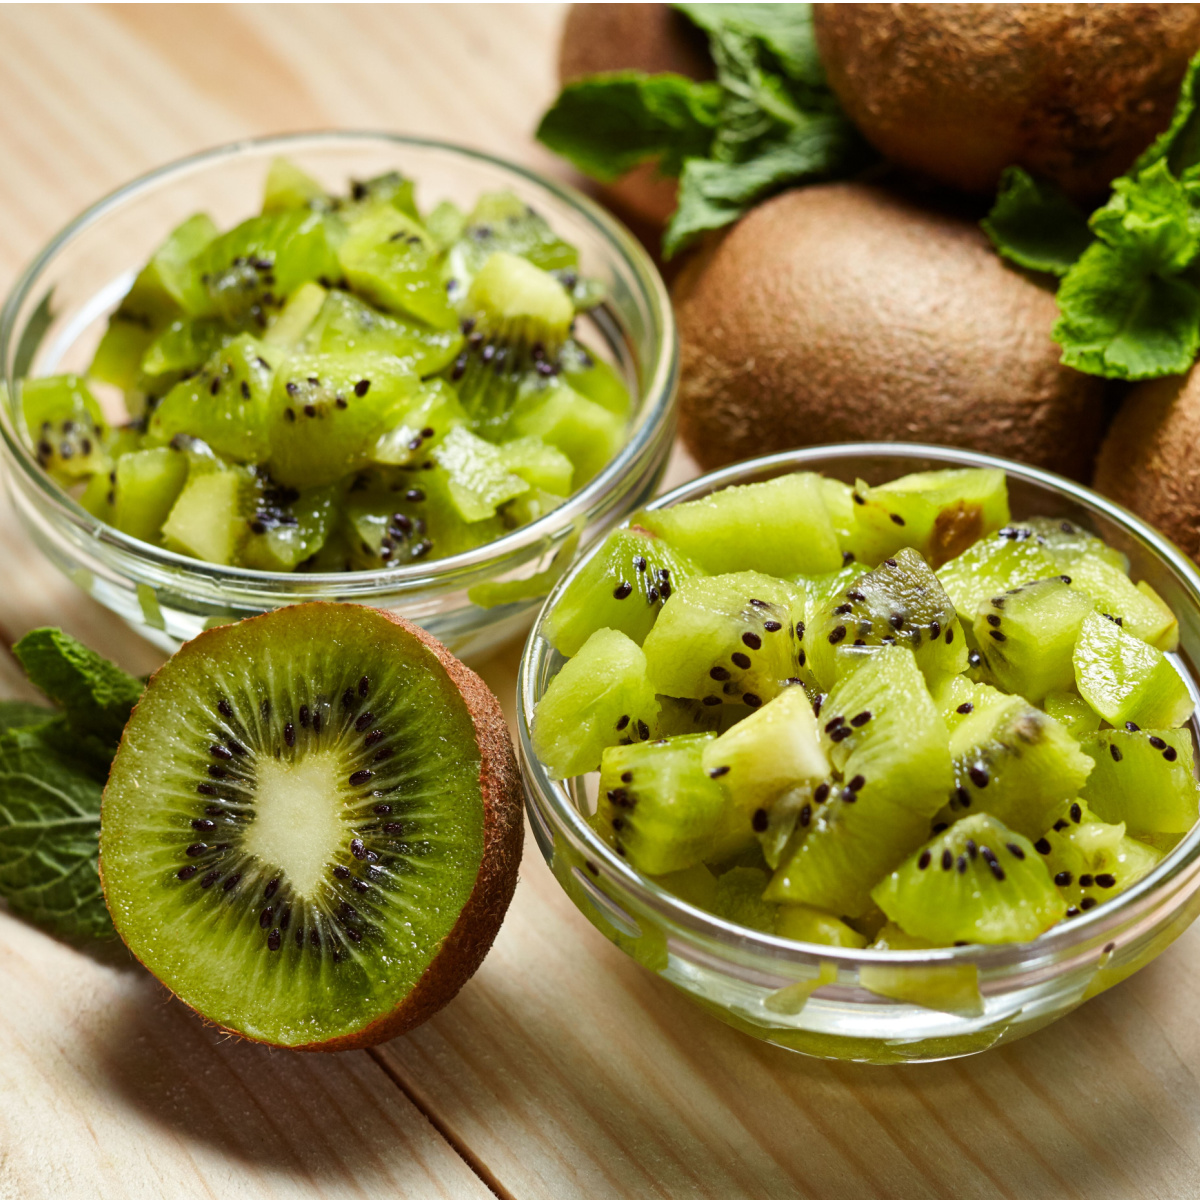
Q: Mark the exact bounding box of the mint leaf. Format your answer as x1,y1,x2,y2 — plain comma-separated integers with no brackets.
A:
1134,51,1200,178
675,3,826,90
13,627,142,745
535,72,721,183
1090,159,1200,273
0,720,112,941
981,167,1093,276
0,701,53,733
666,115,852,255
1054,241,1200,379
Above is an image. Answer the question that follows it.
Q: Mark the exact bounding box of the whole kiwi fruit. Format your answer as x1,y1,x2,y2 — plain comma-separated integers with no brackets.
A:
100,602,523,1050
1094,370,1200,561
557,3,712,226
812,4,1200,202
673,182,1105,479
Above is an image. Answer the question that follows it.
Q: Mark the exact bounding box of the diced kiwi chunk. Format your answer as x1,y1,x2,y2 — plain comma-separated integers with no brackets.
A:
766,647,951,916
141,317,233,377
807,547,966,689
509,381,625,486
531,628,658,779
106,446,189,543
775,905,868,948
1043,689,1101,738
947,694,1092,837
872,813,1065,944
936,528,1060,617
300,288,463,375
336,206,456,331
651,696,753,739
432,426,529,521
1035,798,1162,915
162,465,249,565
239,484,337,572
21,375,109,483
638,473,843,578
183,210,340,326
643,572,803,708
1073,611,1194,729
973,577,1092,702
1079,728,1200,834
262,156,329,213
847,468,1009,568
596,734,753,875
266,353,424,487
544,525,702,657
700,685,829,810
560,341,631,417
90,213,220,390
148,334,280,462
1010,516,1129,572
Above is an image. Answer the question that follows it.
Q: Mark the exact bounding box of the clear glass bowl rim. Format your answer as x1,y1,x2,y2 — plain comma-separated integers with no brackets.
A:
0,130,678,591
518,441,1200,971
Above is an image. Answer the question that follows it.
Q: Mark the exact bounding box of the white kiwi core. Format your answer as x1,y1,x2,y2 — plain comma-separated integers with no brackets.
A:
243,752,348,898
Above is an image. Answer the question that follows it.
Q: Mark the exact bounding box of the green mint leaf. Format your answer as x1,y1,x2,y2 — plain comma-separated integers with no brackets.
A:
1090,159,1200,273
1053,240,1200,379
0,700,54,733
0,720,112,941
535,72,722,183
981,167,1093,275
1134,50,1200,178
675,3,825,89
13,627,142,745
665,115,856,255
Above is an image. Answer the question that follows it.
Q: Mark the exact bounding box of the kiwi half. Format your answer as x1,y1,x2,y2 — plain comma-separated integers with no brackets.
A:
99,603,522,1050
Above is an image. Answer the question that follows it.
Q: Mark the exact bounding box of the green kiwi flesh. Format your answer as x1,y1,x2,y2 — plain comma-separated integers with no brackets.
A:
100,603,522,1050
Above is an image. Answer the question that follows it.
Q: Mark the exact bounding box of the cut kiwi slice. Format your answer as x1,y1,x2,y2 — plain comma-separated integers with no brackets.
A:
972,576,1092,702
99,603,522,1049
595,733,753,875
642,571,804,708
239,483,338,572
531,627,659,779
21,375,109,484
946,694,1092,837
1035,798,1162,916
775,904,867,948
162,462,254,566
1008,516,1129,573
847,467,1010,569
651,696,753,738
1074,611,1194,729
1065,554,1179,649
1079,727,1200,834
100,445,189,544
766,646,952,916
508,379,625,487
872,813,1065,944
709,866,777,933
806,547,966,689
637,473,843,578
1043,689,1101,739
700,685,829,810
543,524,703,657
141,317,233,378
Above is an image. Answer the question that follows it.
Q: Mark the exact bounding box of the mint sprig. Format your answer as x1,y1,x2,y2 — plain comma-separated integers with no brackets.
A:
535,3,871,257
982,52,1200,381
0,629,143,941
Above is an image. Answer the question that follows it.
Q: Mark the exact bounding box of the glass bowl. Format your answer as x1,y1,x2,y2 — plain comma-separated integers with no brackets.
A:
0,132,677,659
518,443,1200,1063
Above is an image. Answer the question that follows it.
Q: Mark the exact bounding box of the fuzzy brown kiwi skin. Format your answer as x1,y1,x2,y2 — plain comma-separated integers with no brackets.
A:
812,4,1200,203
673,182,1105,480
558,3,712,228
1093,367,1200,564
99,603,523,1053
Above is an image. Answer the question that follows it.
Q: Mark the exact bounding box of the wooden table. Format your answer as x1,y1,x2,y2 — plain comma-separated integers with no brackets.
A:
3,6,1200,1198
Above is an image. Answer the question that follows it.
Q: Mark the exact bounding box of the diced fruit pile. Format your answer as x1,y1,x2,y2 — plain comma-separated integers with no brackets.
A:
22,159,630,571
532,467,1198,950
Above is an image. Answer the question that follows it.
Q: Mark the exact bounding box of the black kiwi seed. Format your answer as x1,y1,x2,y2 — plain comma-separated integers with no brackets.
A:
615,714,630,731
850,710,872,727
956,854,967,874
1035,837,1051,855
1125,721,1140,732
840,787,856,803
177,865,198,880
1110,744,1123,762
1055,870,1072,886
708,765,731,779
1164,746,1178,762
941,849,953,870
1096,874,1117,888
1148,735,1167,750
763,621,782,633
710,666,730,681
751,808,768,832
633,556,647,572
830,726,853,743
1080,897,1098,911
828,626,847,645
945,627,954,643
1070,802,1082,823
354,711,374,732
1007,843,1025,860
613,581,633,600
799,804,812,827
218,698,233,719
1079,873,1094,888
703,695,723,706
968,765,989,788
358,675,370,697
965,838,977,859
814,782,830,804
918,850,931,870
955,787,971,809
349,769,373,785
743,693,762,708
825,715,847,732
847,774,865,791
731,652,751,670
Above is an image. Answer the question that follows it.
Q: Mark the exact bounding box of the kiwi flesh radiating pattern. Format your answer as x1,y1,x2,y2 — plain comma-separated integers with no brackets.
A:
100,604,521,1049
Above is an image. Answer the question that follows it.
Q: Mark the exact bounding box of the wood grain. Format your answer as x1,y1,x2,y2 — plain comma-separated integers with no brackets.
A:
2,6,1200,1200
